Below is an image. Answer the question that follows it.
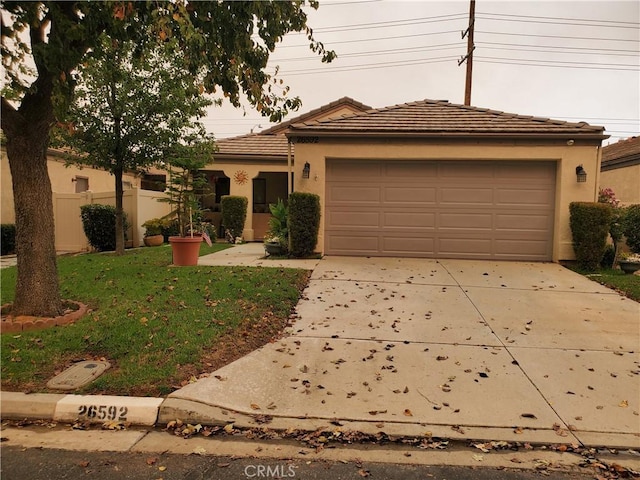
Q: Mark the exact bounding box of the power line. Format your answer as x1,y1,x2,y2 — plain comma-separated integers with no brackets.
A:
476,58,638,71
297,13,467,34
478,41,638,55
476,14,640,30
479,44,638,58
280,55,459,76
477,30,639,43
477,11,639,27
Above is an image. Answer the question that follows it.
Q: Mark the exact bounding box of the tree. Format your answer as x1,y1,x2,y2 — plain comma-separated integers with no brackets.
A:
1,1,335,316
54,35,213,255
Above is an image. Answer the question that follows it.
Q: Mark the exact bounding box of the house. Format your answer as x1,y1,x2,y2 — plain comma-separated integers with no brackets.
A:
209,97,371,240
1,146,141,224
206,98,607,262
600,136,640,205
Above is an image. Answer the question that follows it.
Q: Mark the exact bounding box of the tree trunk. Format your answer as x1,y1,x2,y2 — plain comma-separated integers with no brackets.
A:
114,166,125,256
5,127,63,317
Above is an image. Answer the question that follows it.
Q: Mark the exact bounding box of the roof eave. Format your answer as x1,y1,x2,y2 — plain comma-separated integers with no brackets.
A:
285,129,609,141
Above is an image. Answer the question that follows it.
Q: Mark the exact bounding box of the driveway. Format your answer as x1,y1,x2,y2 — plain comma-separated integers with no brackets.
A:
163,254,640,448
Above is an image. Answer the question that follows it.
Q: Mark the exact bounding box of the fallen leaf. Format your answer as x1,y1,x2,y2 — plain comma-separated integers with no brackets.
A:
192,447,207,456
158,466,167,472
250,403,261,410
358,469,371,477
619,400,629,408
520,413,537,419
223,424,234,433
146,457,158,465
79,461,90,468
403,409,413,416
472,454,484,462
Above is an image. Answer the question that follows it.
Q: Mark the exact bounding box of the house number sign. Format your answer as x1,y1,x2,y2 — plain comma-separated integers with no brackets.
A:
78,404,128,421
292,136,319,144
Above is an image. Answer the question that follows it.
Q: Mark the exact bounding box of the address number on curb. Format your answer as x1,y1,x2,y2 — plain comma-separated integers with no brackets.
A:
78,405,128,421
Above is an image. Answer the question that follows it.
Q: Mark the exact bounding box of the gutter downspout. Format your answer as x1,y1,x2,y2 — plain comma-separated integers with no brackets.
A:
594,144,602,201
287,139,292,196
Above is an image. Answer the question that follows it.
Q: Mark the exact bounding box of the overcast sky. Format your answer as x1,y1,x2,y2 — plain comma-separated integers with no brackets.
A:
205,0,639,145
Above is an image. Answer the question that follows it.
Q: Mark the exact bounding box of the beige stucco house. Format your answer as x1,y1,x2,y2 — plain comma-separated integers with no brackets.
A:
600,136,640,205
1,146,140,224
207,97,607,262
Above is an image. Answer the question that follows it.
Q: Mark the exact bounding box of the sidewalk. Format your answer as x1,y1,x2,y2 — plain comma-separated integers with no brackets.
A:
2,244,639,452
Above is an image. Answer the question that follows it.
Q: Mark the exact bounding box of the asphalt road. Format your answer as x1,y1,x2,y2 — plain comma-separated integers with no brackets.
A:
0,446,595,480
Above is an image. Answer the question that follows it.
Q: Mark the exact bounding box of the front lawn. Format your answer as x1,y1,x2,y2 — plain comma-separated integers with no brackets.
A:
1,244,310,396
571,266,640,302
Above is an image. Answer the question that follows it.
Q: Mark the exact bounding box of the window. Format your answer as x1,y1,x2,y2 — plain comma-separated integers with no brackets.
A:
74,176,89,193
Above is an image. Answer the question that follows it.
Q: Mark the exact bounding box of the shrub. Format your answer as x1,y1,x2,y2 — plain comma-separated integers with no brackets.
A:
569,202,612,271
221,196,248,240
161,218,180,242
289,192,320,258
142,218,166,236
623,204,640,253
1,224,16,255
80,204,128,252
266,199,289,251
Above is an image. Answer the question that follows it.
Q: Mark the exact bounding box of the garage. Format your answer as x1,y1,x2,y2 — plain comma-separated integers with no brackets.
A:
325,159,557,260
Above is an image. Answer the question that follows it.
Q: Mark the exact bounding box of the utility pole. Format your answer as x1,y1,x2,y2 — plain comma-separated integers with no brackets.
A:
458,0,476,106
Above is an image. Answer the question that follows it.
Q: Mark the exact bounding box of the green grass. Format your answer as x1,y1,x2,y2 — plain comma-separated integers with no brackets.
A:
1,243,310,396
570,266,640,302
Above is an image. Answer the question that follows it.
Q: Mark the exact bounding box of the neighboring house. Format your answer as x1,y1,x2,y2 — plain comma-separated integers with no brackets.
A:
1,146,140,224
600,136,640,205
206,98,607,262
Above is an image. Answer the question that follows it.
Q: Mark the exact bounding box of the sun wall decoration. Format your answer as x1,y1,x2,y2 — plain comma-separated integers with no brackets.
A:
233,170,249,185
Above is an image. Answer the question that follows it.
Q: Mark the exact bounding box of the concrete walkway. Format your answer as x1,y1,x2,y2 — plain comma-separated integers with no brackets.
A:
165,252,640,449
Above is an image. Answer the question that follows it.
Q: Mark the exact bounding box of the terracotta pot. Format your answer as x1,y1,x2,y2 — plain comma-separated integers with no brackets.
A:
143,234,164,247
169,236,203,266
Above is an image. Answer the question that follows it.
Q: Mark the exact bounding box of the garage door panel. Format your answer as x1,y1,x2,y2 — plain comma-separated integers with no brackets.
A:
438,238,493,256
495,214,551,231
328,210,380,227
383,211,435,228
439,163,495,179
497,188,554,206
495,239,549,258
328,162,383,180
384,186,437,204
386,162,438,178
329,185,381,203
440,187,494,205
327,234,380,254
382,236,435,255
325,160,556,260
439,212,492,229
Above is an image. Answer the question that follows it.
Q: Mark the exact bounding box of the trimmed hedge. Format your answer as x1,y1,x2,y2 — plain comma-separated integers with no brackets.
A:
1,224,16,255
80,204,128,252
289,192,320,258
623,204,640,253
221,196,248,240
569,202,612,271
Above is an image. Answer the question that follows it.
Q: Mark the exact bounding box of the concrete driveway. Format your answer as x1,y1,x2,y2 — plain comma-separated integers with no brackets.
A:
163,254,640,448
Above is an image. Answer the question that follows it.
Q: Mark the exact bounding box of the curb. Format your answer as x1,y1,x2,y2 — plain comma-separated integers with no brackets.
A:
1,392,161,426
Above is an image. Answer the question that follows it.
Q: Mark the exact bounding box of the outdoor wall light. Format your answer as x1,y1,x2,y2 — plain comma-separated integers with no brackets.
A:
576,165,587,183
302,162,311,179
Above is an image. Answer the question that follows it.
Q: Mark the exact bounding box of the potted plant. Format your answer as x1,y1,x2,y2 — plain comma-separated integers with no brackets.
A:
264,199,288,257
161,138,215,266
618,252,640,275
142,218,166,246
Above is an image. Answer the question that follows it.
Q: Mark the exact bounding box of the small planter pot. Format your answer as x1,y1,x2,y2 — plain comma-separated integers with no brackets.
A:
264,242,285,257
618,260,640,275
143,234,164,247
169,236,203,266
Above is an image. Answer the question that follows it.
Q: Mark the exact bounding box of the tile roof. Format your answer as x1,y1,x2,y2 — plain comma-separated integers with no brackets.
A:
287,99,607,138
602,136,640,161
260,96,372,135
215,134,289,159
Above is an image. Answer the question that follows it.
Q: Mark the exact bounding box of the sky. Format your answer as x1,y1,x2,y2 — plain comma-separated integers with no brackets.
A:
204,0,639,145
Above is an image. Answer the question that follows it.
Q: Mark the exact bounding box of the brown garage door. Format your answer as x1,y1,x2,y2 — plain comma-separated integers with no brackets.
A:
325,160,556,260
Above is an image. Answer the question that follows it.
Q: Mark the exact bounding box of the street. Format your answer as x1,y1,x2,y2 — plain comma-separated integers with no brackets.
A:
0,446,596,480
